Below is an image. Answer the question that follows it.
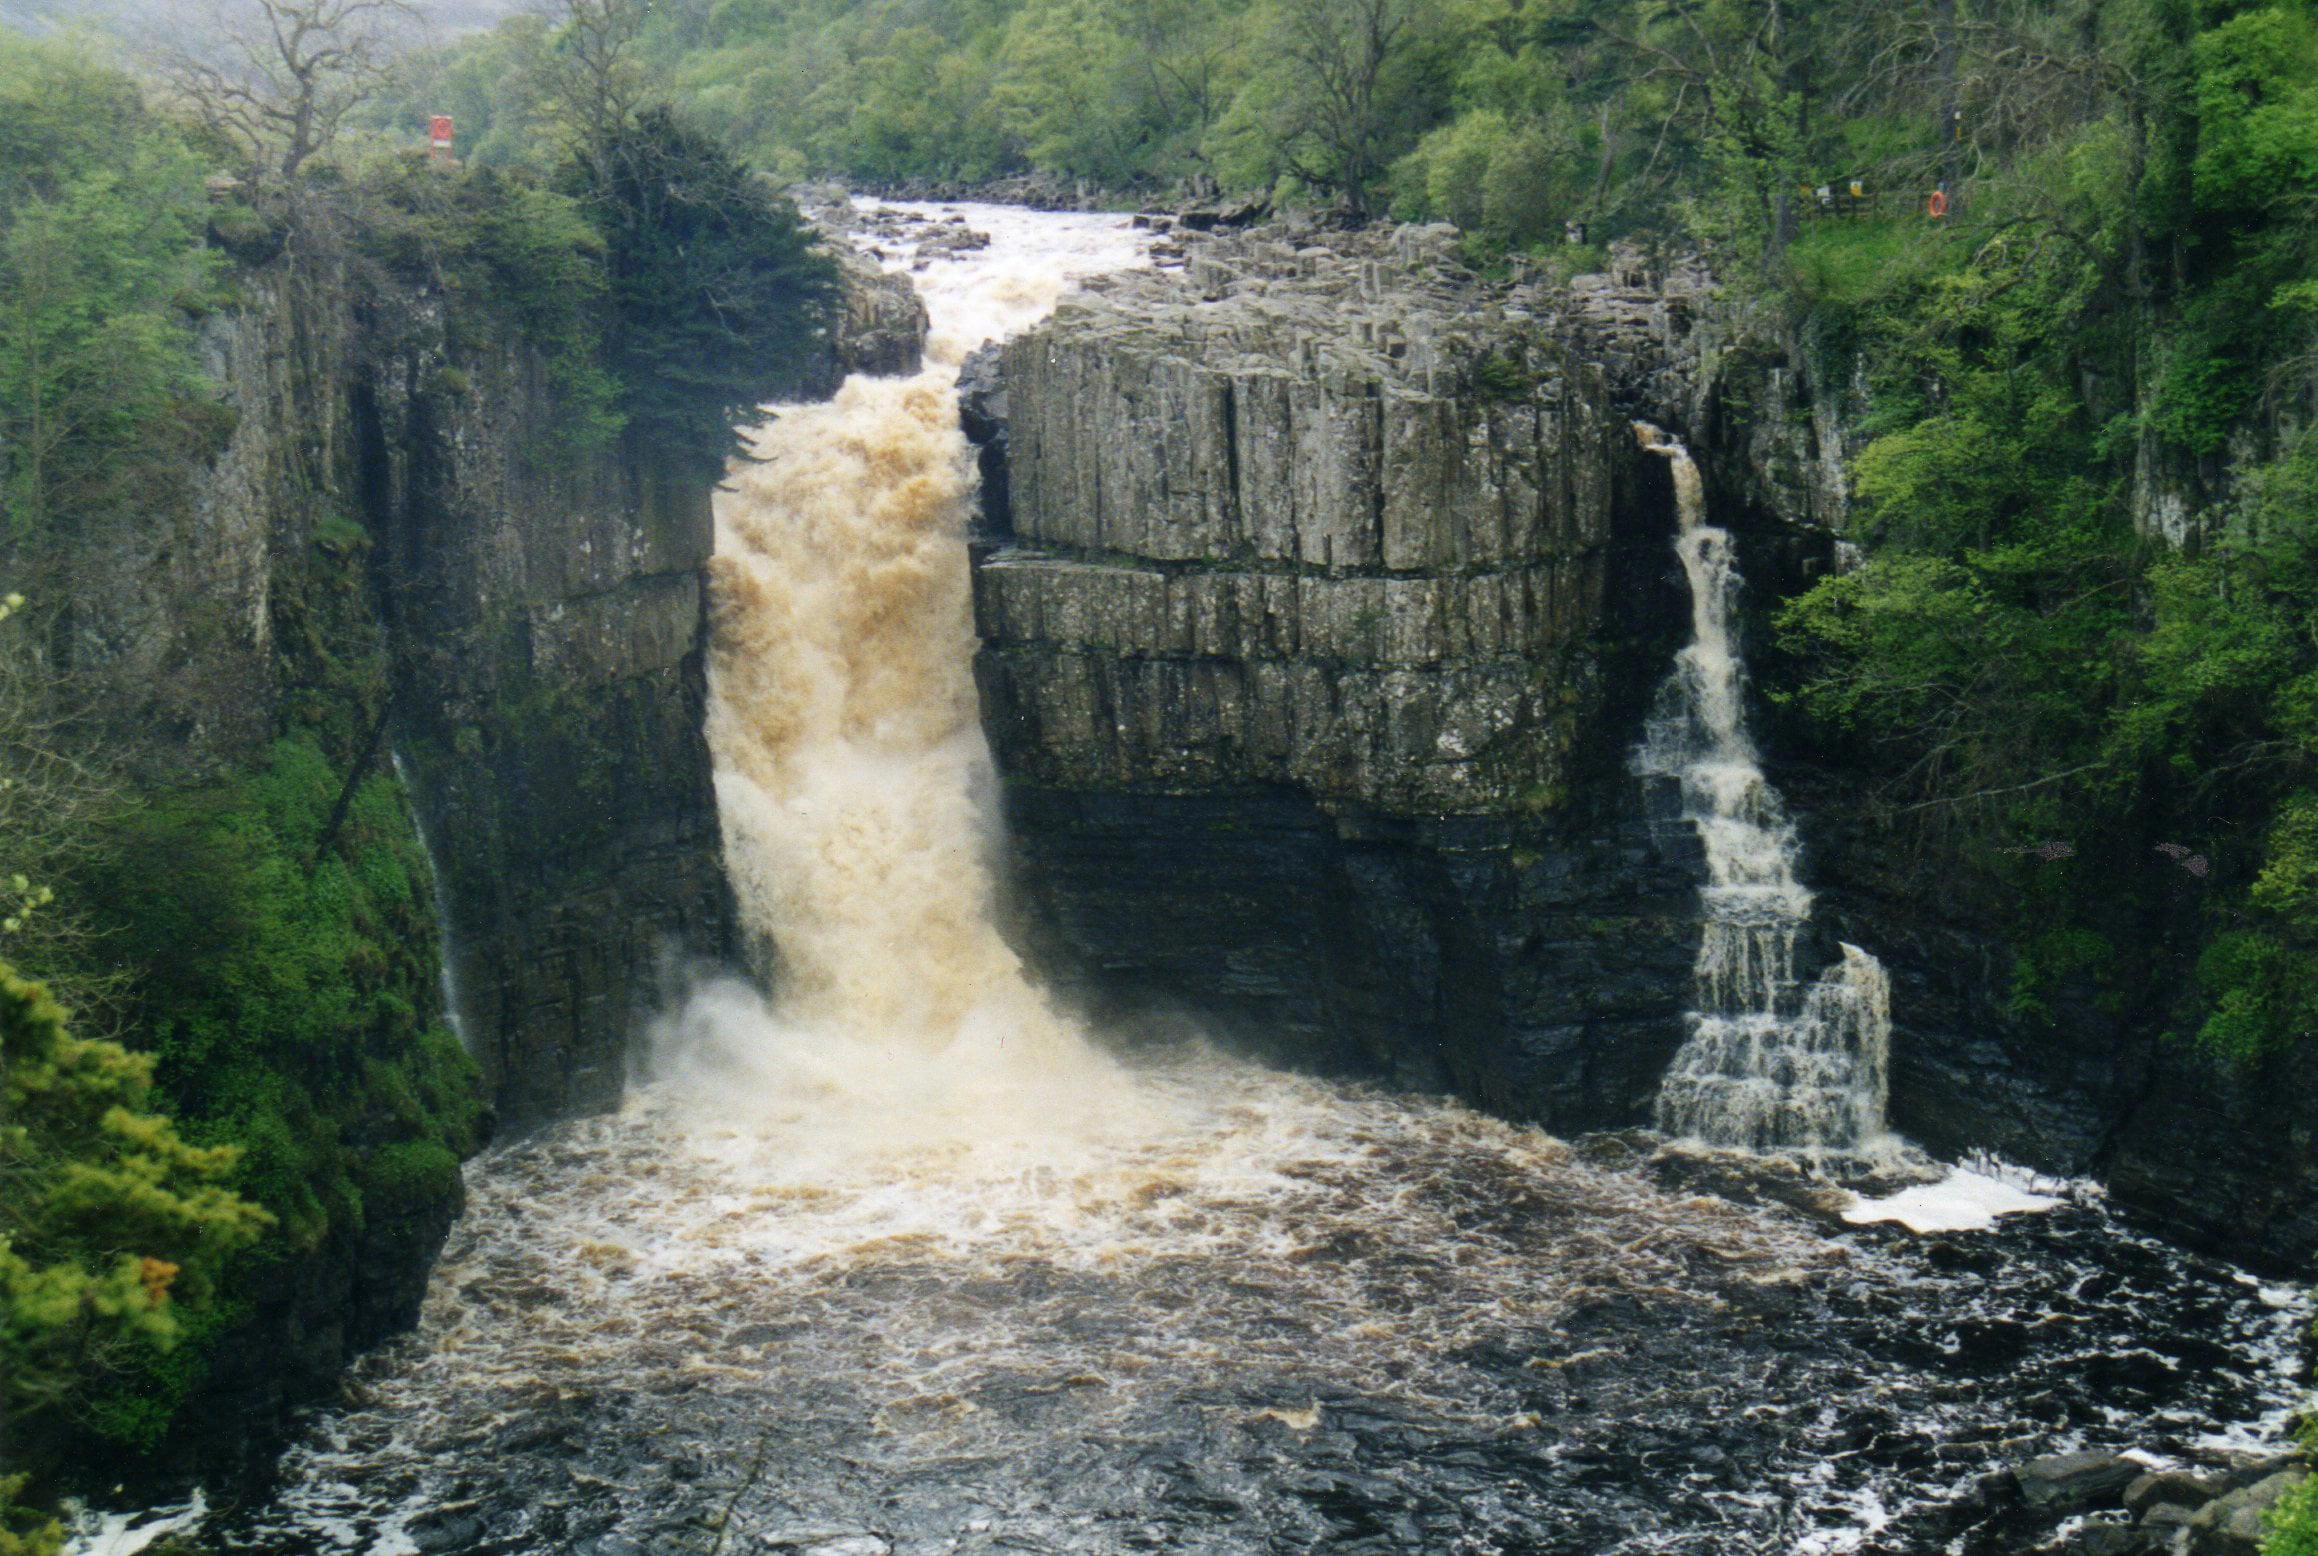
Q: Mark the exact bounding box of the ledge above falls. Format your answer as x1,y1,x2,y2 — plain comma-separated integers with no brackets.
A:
967,223,1705,1127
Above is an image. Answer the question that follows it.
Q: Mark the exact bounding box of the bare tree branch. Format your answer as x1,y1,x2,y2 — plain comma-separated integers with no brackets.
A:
167,0,420,185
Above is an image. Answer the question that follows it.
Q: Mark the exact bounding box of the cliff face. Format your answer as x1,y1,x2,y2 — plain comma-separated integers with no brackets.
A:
972,225,1706,1127
353,304,734,1128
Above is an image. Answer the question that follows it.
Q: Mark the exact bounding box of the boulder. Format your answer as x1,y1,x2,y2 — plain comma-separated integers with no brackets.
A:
2013,1451,2142,1513
2186,1468,2308,1556
2126,1468,2224,1515
2071,1523,2155,1555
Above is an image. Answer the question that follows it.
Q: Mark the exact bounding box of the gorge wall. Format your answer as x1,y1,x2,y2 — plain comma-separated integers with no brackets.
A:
37,203,918,1456
968,225,1710,1130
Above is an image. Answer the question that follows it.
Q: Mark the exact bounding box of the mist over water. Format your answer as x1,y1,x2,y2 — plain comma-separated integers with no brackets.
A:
127,208,2310,1556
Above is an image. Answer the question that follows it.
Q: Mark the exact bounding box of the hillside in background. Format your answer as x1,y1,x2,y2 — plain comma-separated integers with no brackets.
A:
0,0,526,46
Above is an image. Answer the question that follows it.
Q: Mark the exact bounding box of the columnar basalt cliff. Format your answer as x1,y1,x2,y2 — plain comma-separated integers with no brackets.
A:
970,225,1709,1126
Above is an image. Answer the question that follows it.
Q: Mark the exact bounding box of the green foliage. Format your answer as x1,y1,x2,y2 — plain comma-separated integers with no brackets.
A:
0,965,270,1461
355,156,623,450
0,33,218,537
0,1475,62,1556
567,108,838,474
1395,104,1584,248
2267,1465,2318,1555
87,736,483,1257
1768,0,2318,1071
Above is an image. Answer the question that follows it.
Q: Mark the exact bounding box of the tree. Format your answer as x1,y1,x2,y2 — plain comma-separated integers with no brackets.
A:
0,964,271,1474
532,0,651,157
566,108,838,474
0,35,215,541
1260,0,1451,217
169,0,419,184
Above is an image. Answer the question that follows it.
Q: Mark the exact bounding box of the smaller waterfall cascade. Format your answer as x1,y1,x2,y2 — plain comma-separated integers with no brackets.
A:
390,748,469,1051
1633,423,1893,1154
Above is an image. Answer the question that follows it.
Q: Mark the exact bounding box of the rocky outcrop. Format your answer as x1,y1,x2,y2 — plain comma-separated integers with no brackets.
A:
972,223,1707,1128
1994,1445,2309,1555
823,246,928,384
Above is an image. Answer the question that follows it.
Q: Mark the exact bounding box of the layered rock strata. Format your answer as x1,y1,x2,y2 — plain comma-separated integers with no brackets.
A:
973,224,1706,1126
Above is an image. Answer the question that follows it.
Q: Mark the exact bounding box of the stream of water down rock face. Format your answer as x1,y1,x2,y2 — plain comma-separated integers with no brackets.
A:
1631,426,1893,1158
158,209,2314,1556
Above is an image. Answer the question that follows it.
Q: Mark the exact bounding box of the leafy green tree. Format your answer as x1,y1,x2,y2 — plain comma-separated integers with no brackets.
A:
836,24,1012,182
0,36,216,539
0,964,271,1471
1235,0,1456,216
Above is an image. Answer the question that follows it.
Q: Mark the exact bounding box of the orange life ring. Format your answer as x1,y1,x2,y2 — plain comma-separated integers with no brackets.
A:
1927,189,1949,218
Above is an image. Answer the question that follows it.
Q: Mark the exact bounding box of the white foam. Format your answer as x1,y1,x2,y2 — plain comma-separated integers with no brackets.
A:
1840,1167,2061,1233
62,1493,206,1556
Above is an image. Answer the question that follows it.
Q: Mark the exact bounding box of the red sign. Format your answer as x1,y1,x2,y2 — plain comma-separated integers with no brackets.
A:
428,116,454,159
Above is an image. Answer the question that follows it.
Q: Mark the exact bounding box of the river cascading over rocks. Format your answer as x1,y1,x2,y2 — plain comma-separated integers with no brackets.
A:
1632,422,1896,1157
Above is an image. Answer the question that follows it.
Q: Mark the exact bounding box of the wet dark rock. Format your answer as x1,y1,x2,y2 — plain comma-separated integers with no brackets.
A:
1642,1143,1854,1220
408,1503,488,1552
1176,196,1270,231
824,247,928,383
2068,1521,2154,1555
2014,1450,2142,1513
2144,1501,2202,1535
2187,1468,2308,1554
957,343,1010,536
2125,1467,2224,1513
2211,1448,2305,1492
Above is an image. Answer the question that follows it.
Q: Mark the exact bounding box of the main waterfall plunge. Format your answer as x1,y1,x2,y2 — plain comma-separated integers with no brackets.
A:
134,207,2305,1556
651,207,1156,1159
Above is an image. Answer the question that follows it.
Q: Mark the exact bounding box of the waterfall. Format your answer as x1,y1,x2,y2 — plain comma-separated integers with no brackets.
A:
651,207,1159,1149
391,747,469,1051
1632,423,1894,1155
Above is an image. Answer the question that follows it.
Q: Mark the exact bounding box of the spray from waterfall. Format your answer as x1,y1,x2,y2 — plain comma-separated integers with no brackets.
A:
1632,422,1893,1155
